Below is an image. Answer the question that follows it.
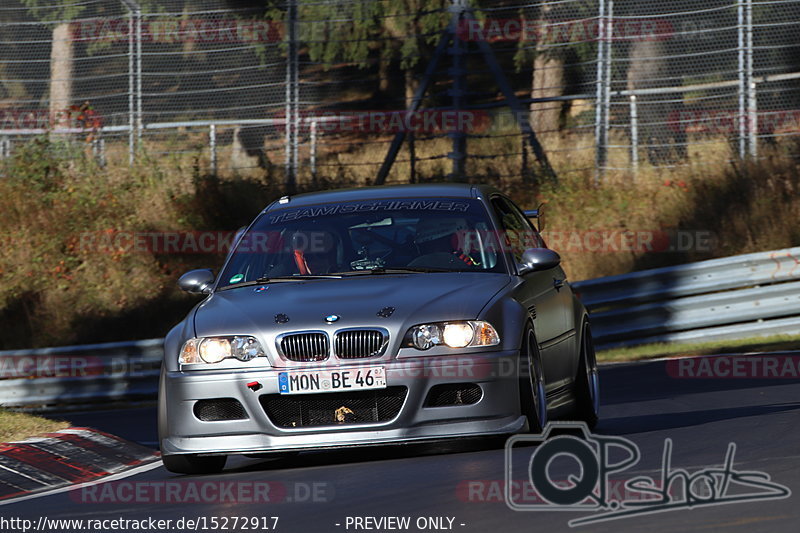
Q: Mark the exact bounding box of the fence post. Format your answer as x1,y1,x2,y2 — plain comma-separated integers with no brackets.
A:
309,119,317,184
92,135,106,168
746,0,757,158
409,130,416,184
603,0,613,170
209,124,217,177
594,0,608,184
284,0,298,192
120,0,142,164
135,6,143,145
127,7,135,165
737,0,747,159
448,0,467,182
630,94,639,175
521,132,528,182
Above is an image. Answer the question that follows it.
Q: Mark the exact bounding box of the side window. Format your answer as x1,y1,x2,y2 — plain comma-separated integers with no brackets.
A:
506,199,547,249
490,197,543,262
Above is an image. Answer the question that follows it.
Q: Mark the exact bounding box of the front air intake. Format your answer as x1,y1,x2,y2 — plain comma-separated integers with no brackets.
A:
261,387,408,428
193,398,248,421
424,384,483,407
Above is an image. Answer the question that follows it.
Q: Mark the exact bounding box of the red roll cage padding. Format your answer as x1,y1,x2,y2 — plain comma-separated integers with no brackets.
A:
294,249,310,275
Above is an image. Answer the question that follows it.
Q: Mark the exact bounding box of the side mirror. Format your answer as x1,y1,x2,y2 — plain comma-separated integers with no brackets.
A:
178,269,215,294
518,248,561,275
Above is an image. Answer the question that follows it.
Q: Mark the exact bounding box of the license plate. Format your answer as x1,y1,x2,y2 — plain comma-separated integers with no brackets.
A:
278,367,386,395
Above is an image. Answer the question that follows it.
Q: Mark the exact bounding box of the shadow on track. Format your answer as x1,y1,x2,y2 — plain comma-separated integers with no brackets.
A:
225,436,510,474
598,401,800,435
601,360,800,406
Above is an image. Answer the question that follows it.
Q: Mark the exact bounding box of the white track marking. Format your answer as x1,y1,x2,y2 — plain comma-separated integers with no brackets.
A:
0,459,163,507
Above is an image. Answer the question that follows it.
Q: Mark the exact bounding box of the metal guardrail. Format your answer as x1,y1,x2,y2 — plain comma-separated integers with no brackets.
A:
0,339,162,408
1,247,800,408
574,246,800,349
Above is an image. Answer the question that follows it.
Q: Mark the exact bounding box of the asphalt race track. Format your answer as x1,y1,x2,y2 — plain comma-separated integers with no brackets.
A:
6,356,800,533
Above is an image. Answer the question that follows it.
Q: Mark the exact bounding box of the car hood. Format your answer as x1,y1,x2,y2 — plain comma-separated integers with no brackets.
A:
193,273,511,338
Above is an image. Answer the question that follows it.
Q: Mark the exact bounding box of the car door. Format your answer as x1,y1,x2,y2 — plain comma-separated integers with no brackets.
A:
489,196,573,389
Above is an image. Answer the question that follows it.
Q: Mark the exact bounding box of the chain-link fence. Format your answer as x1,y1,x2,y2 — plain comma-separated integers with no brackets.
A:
1,0,799,185
600,0,800,177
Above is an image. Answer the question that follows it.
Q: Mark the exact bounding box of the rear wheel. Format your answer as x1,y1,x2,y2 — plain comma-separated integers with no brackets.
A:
162,454,227,475
519,325,548,433
574,321,600,429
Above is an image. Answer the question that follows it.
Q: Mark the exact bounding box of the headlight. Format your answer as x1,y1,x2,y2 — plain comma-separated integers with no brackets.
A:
179,336,265,365
443,323,474,348
404,321,500,350
412,324,442,350
200,338,231,363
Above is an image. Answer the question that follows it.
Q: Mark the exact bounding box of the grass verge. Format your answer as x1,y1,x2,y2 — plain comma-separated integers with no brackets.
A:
597,334,800,363
0,408,70,443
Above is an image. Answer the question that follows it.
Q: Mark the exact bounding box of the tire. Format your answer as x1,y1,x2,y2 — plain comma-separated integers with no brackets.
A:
162,453,227,475
574,321,600,429
519,324,548,433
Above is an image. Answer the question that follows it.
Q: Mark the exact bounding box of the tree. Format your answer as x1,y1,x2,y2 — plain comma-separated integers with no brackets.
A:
298,0,452,106
20,0,88,128
511,1,597,145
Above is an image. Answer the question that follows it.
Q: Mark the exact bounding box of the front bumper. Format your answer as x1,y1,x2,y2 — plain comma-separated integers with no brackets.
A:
161,351,524,456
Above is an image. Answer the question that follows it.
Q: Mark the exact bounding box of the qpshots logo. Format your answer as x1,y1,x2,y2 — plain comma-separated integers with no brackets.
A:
505,422,790,527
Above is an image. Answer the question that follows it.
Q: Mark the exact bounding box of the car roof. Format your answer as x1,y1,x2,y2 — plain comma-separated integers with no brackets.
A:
266,183,501,211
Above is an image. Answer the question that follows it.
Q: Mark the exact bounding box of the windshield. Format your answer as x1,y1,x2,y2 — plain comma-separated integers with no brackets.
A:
217,197,505,289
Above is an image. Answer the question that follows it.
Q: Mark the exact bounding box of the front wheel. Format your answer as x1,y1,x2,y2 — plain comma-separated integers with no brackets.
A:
574,321,600,429
162,454,227,475
519,325,548,433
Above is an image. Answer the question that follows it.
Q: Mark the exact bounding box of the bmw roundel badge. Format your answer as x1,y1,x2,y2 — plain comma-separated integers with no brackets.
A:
325,314,340,323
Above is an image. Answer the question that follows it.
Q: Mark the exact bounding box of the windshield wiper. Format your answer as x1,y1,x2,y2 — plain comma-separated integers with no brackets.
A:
216,274,343,291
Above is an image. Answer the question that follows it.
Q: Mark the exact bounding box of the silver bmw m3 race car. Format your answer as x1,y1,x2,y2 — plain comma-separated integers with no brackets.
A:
159,183,599,474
